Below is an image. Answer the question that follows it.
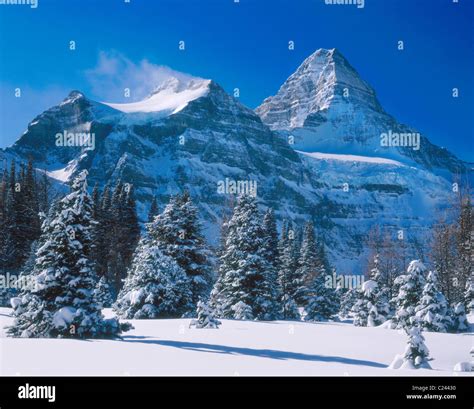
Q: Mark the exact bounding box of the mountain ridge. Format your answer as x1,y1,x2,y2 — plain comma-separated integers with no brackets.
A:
0,49,462,273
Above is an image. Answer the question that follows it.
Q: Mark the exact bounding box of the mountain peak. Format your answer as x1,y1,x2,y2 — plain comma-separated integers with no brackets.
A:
256,47,382,130
60,90,87,106
149,75,209,96
103,75,211,115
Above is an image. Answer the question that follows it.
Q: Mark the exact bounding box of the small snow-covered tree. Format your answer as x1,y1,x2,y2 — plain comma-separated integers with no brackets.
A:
392,260,426,329
367,255,390,326
232,301,254,320
211,195,277,320
280,294,300,321
390,325,431,370
294,222,318,305
451,302,469,332
415,271,451,332
7,171,130,338
94,276,114,308
351,281,373,327
261,208,282,319
464,276,473,313
339,288,358,319
304,274,338,322
351,259,389,327
277,222,301,320
114,242,191,319
190,300,221,329
147,195,159,223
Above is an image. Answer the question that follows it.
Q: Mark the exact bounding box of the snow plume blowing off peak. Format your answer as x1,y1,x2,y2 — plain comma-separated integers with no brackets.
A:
86,50,210,114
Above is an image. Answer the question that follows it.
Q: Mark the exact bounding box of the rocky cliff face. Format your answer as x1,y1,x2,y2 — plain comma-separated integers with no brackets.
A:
1,52,463,272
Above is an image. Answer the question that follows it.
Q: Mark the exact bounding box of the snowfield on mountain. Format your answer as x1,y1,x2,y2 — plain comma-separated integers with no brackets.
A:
0,308,471,376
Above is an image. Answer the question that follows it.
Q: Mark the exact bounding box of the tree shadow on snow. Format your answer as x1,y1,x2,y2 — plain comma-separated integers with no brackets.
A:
120,338,386,368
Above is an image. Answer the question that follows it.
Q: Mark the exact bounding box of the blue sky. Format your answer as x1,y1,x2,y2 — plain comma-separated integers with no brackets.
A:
0,0,473,161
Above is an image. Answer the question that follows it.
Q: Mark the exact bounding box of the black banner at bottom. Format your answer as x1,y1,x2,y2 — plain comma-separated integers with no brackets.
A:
0,376,472,409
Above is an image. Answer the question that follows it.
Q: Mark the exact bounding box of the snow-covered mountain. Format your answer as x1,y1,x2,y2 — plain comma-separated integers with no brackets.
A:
0,56,463,273
256,48,468,176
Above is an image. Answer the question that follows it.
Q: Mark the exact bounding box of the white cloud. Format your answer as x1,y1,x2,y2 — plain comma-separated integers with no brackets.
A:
85,50,201,103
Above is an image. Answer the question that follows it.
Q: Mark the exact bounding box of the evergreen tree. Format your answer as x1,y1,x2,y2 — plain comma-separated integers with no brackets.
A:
277,221,301,319
114,241,191,319
211,195,276,320
37,170,51,214
7,171,130,338
455,194,473,304
119,183,140,267
231,301,254,320
464,276,473,313
148,191,212,312
295,221,318,305
148,195,159,223
451,302,469,332
304,273,338,321
94,276,114,308
415,271,451,332
339,287,358,319
390,326,431,369
98,184,113,278
366,255,390,326
91,184,101,220
392,260,426,329
261,208,281,319
190,300,222,329
92,181,139,296
351,283,371,327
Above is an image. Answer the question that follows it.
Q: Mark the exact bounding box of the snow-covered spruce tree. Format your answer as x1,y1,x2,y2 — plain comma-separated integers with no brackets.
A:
304,273,338,322
211,194,277,320
261,208,281,319
231,301,254,320
94,276,114,308
451,302,469,332
351,282,371,327
366,255,390,326
114,239,192,319
390,325,431,370
7,170,130,338
147,195,159,223
190,300,221,329
147,191,212,313
339,287,358,319
277,222,301,320
464,276,473,313
295,221,318,306
415,271,451,332
392,260,426,329
455,194,472,304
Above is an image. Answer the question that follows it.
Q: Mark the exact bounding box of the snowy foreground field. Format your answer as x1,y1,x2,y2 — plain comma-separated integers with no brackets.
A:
0,308,472,376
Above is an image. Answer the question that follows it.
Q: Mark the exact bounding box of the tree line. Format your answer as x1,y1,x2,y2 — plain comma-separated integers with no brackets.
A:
1,167,472,338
